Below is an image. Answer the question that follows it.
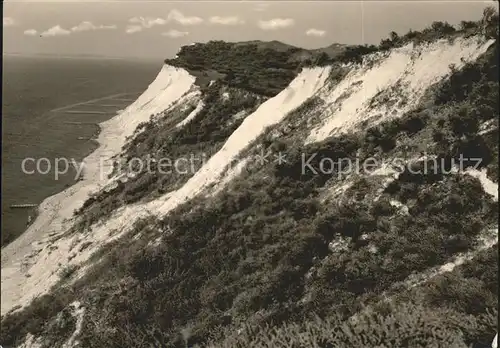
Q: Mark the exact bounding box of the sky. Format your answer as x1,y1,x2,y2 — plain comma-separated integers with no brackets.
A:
3,0,497,61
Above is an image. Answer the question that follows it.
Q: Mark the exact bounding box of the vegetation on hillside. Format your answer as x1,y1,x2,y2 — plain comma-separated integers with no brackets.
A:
202,246,498,348
1,9,498,348
73,84,265,230
165,40,344,97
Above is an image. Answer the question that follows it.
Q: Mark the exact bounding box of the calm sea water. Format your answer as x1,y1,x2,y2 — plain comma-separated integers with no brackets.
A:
2,55,160,246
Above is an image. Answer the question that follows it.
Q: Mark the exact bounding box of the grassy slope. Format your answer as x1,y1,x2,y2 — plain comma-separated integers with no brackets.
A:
71,40,323,229
72,84,266,231
203,245,498,348
0,11,498,348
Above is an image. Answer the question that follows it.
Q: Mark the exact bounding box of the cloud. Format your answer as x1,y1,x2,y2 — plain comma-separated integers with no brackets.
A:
36,22,116,37
40,25,71,37
209,16,244,25
24,29,38,36
162,29,189,38
167,9,203,26
125,10,201,33
129,16,166,29
3,17,15,27
306,28,326,37
125,25,143,34
71,21,117,32
254,3,270,12
257,18,294,30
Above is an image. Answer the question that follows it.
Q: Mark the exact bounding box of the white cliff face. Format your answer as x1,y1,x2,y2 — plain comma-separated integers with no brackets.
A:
306,36,495,143
1,34,496,320
0,65,330,316
175,99,204,128
149,66,331,214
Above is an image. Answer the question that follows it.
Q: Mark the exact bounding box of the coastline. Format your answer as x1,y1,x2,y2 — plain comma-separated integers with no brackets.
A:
1,103,120,247
1,55,160,247
1,64,197,315
1,114,109,265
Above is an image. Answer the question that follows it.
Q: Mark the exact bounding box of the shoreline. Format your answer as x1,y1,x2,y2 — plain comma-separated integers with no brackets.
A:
1,84,146,247
1,111,114,264
1,64,197,315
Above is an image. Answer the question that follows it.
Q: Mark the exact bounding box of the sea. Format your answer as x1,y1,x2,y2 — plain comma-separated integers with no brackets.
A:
2,55,160,247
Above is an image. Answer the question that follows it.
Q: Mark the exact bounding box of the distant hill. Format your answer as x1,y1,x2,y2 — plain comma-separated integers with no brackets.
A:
1,8,498,348
165,39,348,96
233,39,301,52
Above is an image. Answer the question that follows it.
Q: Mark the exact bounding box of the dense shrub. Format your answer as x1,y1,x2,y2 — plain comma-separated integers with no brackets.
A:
0,289,75,347
165,41,304,97
73,85,264,228
2,11,498,348
203,302,491,348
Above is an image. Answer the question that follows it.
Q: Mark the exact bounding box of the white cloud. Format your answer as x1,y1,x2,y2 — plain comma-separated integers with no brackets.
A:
40,25,71,37
306,28,326,37
24,29,38,36
35,22,116,37
167,9,203,26
145,18,166,27
209,16,244,25
125,10,202,32
125,25,143,34
162,29,189,38
257,18,294,30
71,21,117,32
129,16,166,28
3,17,15,27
